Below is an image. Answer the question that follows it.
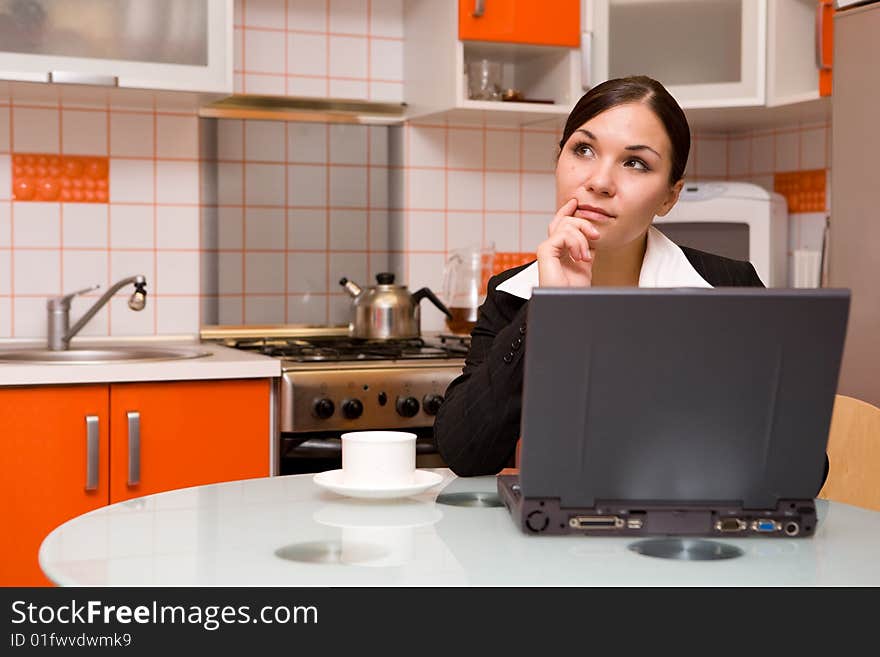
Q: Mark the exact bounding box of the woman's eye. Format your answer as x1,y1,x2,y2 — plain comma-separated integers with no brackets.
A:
575,143,595,157
624,158,649,171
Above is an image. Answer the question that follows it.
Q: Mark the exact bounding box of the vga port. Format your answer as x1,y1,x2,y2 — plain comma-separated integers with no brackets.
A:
751,519,780,532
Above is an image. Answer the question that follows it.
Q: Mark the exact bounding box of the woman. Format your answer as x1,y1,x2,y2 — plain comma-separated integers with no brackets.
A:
433,76,766,477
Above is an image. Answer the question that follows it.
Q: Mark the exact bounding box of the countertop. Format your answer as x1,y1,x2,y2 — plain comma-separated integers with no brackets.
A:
0,336,280,386
39,470,880,586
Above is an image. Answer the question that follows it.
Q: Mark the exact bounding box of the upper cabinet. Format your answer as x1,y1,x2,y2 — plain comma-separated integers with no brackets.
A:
458,0,581,47
0,0,232,93
767,0,834,106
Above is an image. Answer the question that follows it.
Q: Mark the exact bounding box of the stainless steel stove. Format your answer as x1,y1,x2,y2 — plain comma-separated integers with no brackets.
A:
203,327,469,475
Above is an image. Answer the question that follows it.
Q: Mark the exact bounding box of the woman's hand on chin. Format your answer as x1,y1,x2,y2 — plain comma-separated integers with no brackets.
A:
536,198,601,288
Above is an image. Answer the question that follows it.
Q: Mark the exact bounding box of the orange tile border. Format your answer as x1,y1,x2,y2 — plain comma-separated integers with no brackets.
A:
11,153,109,203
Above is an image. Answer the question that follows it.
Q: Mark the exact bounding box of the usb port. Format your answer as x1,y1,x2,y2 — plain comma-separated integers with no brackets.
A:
568,516,624,529
751,519,780,532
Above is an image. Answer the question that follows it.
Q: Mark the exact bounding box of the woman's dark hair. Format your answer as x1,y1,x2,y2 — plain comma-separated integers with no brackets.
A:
558,76,690,185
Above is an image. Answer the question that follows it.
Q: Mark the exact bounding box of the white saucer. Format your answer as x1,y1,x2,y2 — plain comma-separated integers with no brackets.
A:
313,469,445,500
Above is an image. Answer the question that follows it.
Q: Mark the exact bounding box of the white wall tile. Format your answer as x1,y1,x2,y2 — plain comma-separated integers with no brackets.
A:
728,135,750,177
13,249,59,294
329,36,368,78
242,0,284,28
408,126,446,167
485,171,518,212
327,293,350,324
485,212,520,252
775,131,799,172
0,297,11,337
13,107,60,153
0,202,9,246
288,164,327,205
446,212,482,252
244,296,285,324
521,173,554,213
110,250,154,287
244,29,286,74
370,0,404,38
521,213,549,251
14,297,50,337
62,250,107,298
288,0,328,31
156,115,198,159
369,166,388,208
62,203,107,248
110,159,154,203
408,168,444,210
695,138,727,178
287,252,327,293
13,202,60,247
245,163,285,205
288,123,326,163
329,165,367,206
369,126,388,164
61,110,107,156
218,252,243,294
245,121,286,162
243,75,286,96
156,296,199,334
329,124,367,164
109,113,153,157
0,249,10,293
369,39,402,81
406,211,445,251
287,77,328,98
245,252,285,294
157,205,199,249
288,33,327,76
329,79,367,99
218,120,243,160
446,170,482,211
157,251,199,295
218,163,244,204
245,207,286,249
66,295,108,336
0,155,10,200
0,106,9,152
329,209,367,249
486,130,520,171
368,82,403,103
109,295,154,336
406,252,445,330
286,294,327,324
797,212,827,251
751,134,774,174
329,252,366,292
288,208,326,249
521,131,556,171
218,207,244,249
369,210,389,251
110,204,153,249
800,127,826,171
447,128,483,170
156,161,199,204
329,0,368,34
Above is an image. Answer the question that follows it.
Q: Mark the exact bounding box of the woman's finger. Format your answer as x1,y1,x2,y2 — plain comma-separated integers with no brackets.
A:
548,198,578,236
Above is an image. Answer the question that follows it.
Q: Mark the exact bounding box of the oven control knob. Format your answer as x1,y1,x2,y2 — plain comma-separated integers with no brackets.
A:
422,394,444,416
312,398,335,420
342,398,364,420
396,396,420,418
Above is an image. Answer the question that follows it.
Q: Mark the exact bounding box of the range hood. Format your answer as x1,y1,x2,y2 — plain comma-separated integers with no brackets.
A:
198,94,407,125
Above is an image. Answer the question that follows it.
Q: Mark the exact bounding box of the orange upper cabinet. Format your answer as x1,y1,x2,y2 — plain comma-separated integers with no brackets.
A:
109,379,271,503
818,0,834,97
458,0,580,47
0,385,110,586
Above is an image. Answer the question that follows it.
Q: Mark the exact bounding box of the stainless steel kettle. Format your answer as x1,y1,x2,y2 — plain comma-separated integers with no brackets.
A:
339,273,452,339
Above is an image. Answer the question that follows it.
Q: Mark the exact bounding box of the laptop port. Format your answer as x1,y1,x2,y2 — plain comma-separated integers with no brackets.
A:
784,521,800,536
626,518,644,529
715,518,747,532
569,516,624,529
751,519,780,532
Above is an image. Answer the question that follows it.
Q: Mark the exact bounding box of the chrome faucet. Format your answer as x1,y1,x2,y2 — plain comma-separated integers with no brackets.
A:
47,275,148,350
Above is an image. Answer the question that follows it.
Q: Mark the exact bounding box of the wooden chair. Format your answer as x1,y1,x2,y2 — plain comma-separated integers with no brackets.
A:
818,394,880,511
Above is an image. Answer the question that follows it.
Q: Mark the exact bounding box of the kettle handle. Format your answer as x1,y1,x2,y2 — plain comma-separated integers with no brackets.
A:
412,287,453,319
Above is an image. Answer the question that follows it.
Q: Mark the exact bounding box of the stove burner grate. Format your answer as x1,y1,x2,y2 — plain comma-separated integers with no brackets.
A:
227,335,469,362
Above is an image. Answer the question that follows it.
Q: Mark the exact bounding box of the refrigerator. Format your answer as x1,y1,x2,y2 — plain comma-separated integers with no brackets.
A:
828,1,880,406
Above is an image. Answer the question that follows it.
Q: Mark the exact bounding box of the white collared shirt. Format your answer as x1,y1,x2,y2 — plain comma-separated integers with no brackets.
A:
495,225,712,299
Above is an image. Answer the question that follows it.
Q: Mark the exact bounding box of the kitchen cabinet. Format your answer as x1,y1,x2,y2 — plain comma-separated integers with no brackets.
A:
0,378,271,586
405,0,583,123
0,0,232,93
767,0,834,106
458,0,581,47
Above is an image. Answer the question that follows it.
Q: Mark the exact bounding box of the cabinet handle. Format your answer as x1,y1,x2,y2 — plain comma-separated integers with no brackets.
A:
580,32,593,90
472,0,485,18
49,71,119,86
85,415,99,491
127,411,141,487
815,1,832,71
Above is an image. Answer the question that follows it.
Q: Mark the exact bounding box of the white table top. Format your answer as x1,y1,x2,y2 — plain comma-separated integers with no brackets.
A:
39,470,880,586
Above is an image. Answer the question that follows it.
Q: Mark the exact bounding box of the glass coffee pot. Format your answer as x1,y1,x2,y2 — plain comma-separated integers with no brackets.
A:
440,243,495,335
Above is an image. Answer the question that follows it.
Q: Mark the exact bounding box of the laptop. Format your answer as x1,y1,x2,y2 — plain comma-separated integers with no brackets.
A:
498,288,850,538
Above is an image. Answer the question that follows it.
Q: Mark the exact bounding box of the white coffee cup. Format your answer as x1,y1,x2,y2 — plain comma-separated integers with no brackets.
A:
341,431,417,487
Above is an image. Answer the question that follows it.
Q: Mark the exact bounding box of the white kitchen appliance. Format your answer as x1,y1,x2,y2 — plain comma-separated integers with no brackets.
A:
653,181,788,287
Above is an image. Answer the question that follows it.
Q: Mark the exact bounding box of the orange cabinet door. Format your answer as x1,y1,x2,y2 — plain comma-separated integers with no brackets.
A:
459,0,580,47
109,379,271,503
818,0,834,97
0,385,110,586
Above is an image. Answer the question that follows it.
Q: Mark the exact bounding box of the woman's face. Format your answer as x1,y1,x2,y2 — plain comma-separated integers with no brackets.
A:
555,102,683,252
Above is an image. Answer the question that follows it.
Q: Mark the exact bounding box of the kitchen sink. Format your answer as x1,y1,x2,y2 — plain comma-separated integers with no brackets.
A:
0,347,213,364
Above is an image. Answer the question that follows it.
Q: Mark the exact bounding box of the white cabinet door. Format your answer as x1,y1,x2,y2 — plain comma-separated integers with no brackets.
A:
586,0,766,108
0,0,232,93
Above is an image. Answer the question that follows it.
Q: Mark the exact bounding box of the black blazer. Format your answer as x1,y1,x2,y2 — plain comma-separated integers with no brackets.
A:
434,246,827,490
